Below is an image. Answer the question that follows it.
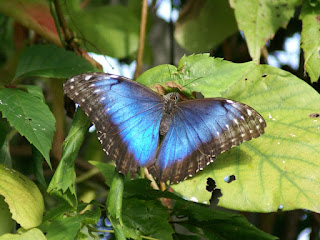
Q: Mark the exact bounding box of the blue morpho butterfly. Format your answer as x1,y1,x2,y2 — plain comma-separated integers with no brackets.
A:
64,73,266,184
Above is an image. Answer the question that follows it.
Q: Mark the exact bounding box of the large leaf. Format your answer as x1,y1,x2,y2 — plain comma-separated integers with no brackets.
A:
0,228,46,240
14,44,97,80
138,54,254,98
230,0,302,61
300,1,320,83
47,109,90,207
0,196,14,235
0,164,44,229
0,0,60,46
160,54,320,213
66,4,139,59
0,88,55,164
175,0,238,52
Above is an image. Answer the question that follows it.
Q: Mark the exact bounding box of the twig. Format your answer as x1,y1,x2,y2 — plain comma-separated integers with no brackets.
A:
134,0,148,79
53,0,102,70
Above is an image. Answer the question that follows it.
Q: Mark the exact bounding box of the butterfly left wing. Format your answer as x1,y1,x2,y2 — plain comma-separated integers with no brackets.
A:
64,73,164,177
149,98,266,184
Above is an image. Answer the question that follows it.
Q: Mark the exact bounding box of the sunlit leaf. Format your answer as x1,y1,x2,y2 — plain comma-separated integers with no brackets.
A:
0,164,44,229
300,1,320,83
230,0,302,61
169,55,320,213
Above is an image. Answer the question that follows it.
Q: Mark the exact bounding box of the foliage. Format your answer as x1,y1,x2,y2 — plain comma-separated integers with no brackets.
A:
0,0,319,239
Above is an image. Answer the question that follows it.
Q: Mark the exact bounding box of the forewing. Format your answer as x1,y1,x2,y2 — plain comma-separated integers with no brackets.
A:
153,98,266,183
64,73,164,177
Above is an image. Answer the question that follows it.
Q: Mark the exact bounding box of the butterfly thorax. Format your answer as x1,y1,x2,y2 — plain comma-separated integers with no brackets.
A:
159,92,179,136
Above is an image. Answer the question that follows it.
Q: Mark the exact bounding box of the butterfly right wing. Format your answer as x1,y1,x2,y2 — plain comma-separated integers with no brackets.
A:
64,73,164,177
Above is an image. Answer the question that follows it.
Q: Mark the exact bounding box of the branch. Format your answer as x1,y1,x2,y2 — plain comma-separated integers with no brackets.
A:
134,0,148,79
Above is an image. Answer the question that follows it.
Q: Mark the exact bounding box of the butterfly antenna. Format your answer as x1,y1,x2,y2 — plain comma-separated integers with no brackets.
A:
63,0,115,70
182,76,204,88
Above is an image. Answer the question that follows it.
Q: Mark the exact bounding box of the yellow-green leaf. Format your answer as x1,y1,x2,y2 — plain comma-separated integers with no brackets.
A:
0,165,44,229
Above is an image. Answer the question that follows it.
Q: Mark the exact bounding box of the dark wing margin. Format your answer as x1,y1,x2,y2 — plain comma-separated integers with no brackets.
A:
151,98,266,184
64,73,164,178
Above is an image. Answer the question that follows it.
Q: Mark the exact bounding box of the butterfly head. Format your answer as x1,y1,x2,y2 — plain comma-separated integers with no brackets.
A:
162,92,179,114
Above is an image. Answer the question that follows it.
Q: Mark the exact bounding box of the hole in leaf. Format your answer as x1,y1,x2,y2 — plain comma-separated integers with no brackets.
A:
223,175,236,183
206,178,215,192
262,74,267,77
206,178,222,206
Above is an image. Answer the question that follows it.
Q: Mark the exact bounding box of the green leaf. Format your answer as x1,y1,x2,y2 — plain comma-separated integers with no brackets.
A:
122,198,174,240
300,1,320,83
0,195,14,235
14,44,97,80
0,164,44,229
138,54,254,98
175,0,238,52
0,88,55,165
106,171,126,240
172,200,276,240
230,0,302,61
0,228,46,240
89,161,115,187
44,203,100,240
47,109,90,207
67,5,139,59
171,56,320,213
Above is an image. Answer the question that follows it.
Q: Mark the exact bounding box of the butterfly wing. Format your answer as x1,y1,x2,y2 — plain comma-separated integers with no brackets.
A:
150,98,266,183
64,73,164,177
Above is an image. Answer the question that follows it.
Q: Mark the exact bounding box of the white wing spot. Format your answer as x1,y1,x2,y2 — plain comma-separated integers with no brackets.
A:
226,124,230,129
226,100,234,104
100,97,106,101
70,85,74,90
109,74,119,79
216,131,220,136
94,89,101,93
256,125,260,129
88,107,92,111
75,92,79,96
249,130,253,133
85,75,92,81
247,109,252,116
259,118,264,123
89,84,95,88
81,98,85,102
70,78,75,82
241,133,246,137
233,119,239,124
240,115,245,120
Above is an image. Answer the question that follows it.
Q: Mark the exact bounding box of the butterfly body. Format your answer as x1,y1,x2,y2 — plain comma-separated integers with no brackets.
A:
64,73,266,183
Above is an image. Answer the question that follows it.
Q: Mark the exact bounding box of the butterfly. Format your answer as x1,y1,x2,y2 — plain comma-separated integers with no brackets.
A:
64,73,266,184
